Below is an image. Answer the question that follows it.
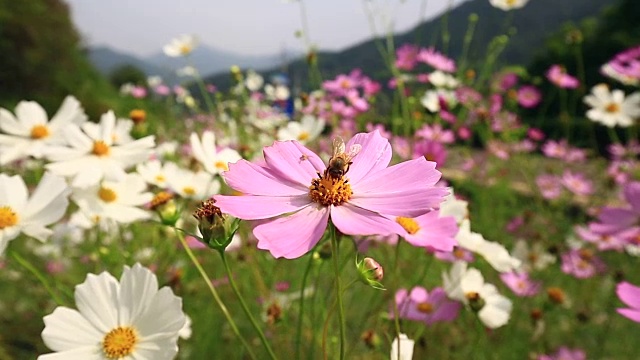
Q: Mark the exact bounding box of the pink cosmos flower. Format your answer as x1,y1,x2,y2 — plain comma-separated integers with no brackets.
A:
417,47,456,73
542,139,569,159
395,44,420,71
560,170,594,196
500,271,541,297
536,174,563,200
413,139,447,168
546,65,580,89
435,247,475,263
517,85,542,108
603,45,640,85
538,346,586,360
214,131,448,259
394,287,461,325
560,249,606,279
130,86,147,99
575,225,627,252
591,181,640,235
416,124,455,144
527,128,545,142
393,211,458,252
616,281,640,322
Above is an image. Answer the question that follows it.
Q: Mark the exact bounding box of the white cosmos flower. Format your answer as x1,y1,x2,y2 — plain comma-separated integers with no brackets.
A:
429,70,459,88
277,115,325,144
443,262,512,329
163,34,199,57
439,190,468,224
420,89,456,113
167,168,220,200
245,70,264,92
189,131,242,175
390,333,415,360
265,84,290,100
0,96,87,165
512,239,556,272
45,111,155,188
71,173,153,225
136,160,178,188
584,84,640,128
0,172,70,255
39,263,186,360
489,0,529,11
456,219,521,273
82,117,134,145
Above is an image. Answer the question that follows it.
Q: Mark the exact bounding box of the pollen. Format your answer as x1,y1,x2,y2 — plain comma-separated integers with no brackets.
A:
98,187,117,203
30,125,50,139
215,161,229,171
605,103,620,113
0,206,19,229
92,140,110,156
416,302,434,314
396,217,420,235
309,174,352,206
297,131,310,141
102,326,138,359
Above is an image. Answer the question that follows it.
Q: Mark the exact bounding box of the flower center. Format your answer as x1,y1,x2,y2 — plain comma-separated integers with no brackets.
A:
396,217,420,235
506,0,516,5
92,140,110,156
30,125,50,139
155,174,166,183
297,131,310,141
215,161,229,171
0,206,19,229
98,187,117,203
416,301,434,314
605,103,620,113
180,44,192,55
102,326,138,359
183,186,196,195
309,174,352,206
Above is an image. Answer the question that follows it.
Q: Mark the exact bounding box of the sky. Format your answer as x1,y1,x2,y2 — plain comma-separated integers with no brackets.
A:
64,0,457,58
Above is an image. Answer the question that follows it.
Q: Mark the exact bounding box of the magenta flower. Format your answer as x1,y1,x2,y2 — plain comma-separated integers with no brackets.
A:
394,287,461,325
393,210,458,252
546,65,580,89
536,174,563,200
538,346,586,360
575,225,627,252
616,281,640,322
527,128,545,142
500,271,541,297
417,47,456,73
517,85,542,108
214,131,448,259
416,123,455,144
395,44,420,71
413,139,447,168
591,181,640,235
560,170,594,196
560,249,606,279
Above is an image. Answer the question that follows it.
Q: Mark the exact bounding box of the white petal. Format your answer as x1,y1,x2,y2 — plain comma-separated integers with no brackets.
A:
75,272,120,333
41,307,102,351
118,264,158,324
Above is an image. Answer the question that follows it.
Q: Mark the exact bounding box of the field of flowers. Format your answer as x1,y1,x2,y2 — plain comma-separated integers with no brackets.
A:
1,0,640,359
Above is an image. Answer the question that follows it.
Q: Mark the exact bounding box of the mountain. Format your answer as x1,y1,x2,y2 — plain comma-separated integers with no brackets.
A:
143,44,300,79
88,46,174,82
204,0,617,90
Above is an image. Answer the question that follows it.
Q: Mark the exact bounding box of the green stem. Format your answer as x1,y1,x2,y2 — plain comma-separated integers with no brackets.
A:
330,223,347,360
219,251,278,360
12,251,65,306
295,253,315,360
174,230,258,360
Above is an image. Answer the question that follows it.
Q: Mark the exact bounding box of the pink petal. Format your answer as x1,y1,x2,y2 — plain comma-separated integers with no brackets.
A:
350,186,449,217
223,160,307,196
624,182,640,213
345,131,392,184
215,194,311,220
354,157,441,192
330,203,398,236
409,287,429,302
403,212,458,251
262,141,325,186
617,281,640,308
254,204,330,259
617,308,640,322
594,208,636,233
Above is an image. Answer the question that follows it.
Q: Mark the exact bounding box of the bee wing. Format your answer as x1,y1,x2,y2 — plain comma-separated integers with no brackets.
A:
346,144,362,160
332,137,346,157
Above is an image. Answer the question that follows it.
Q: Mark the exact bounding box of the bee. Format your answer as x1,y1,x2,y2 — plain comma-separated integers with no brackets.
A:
326,137,361,179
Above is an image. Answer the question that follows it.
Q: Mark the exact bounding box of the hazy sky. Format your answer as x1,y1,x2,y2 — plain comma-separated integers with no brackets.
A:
64,0,457,57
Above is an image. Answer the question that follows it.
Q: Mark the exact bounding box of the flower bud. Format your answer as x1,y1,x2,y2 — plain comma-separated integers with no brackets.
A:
150,191,180,226
356,257,385,290
193,199,240,251
465,292,486,312
361,330,382,350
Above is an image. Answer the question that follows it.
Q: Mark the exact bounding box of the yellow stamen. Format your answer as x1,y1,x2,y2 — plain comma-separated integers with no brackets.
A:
30,125,50,139
102,326,138,359
309,174,352,206
215,161,229,171
416,302,434,314
98,187,117,203
183,186,196,195
297,131,310,141
605,103,620,113
92,141,110,156
154,174,166,183
180,44,192,55
0,206,19,229
396,217,420,235
129,109,146,124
